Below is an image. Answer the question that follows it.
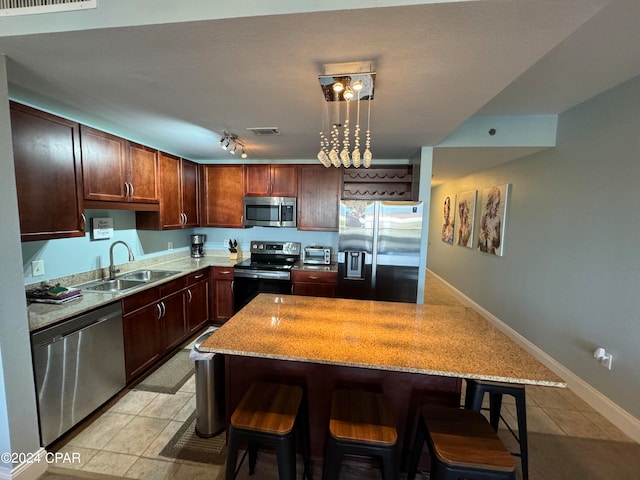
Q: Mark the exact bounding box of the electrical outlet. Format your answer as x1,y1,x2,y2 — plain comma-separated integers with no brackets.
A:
32,260,45,276
168,241,173,250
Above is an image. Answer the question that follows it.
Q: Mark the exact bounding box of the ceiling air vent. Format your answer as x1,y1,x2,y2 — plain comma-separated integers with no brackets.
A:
246,127,280,136
0,0,97,17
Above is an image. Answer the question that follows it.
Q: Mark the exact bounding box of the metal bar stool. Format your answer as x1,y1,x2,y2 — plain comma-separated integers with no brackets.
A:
322,389,398,480
407,405,516,480
464,379,529,480
225,381,311,480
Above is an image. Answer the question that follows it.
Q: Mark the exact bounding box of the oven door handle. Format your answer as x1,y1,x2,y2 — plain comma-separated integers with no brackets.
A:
234,270,290,280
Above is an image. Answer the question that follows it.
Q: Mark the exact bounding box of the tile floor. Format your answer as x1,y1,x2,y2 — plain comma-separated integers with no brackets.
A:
43,274,635,479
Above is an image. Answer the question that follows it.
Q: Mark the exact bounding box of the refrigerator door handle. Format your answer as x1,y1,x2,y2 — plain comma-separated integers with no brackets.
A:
371,202,380,290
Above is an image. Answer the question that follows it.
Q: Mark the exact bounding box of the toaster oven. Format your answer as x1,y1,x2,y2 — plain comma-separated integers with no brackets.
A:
303,246,331,265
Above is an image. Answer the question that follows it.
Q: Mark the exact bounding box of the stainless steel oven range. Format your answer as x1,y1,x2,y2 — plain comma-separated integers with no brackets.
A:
233,240,301,312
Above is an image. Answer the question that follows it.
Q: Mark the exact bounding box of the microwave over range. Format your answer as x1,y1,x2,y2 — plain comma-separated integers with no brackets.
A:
243,196,297,228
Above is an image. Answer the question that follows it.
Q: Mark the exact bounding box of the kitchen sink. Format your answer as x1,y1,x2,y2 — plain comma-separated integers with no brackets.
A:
80,269,181,293
83,278,147,293
121,269,180,282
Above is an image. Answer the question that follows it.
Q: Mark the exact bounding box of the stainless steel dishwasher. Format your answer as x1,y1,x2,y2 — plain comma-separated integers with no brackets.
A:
31,302,126,446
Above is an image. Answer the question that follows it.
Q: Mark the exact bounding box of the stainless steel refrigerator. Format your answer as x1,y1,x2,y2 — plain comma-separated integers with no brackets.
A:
338,200,423,303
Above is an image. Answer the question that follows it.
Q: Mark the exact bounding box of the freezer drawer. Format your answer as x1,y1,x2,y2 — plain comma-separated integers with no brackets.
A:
31,302,125,446
375,265,419,303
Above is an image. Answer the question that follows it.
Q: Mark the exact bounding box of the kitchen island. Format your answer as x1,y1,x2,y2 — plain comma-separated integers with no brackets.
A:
200,293,564,461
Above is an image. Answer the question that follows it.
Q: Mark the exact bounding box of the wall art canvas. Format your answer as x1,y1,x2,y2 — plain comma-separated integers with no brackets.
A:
456,190,476,248
477,184,510,256
441,194,456,244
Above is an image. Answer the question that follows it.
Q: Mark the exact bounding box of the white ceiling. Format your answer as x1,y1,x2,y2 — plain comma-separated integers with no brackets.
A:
0,0,638,185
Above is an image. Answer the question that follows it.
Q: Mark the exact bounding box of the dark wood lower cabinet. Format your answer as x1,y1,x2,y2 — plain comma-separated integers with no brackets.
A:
186,270,209,333
211,267,234,324
161,289,187,353
122,277,190,383
122,301,163,382
291,269,337,297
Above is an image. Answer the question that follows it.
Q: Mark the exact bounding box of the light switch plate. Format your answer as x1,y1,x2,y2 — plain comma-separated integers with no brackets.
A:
32,260,45,276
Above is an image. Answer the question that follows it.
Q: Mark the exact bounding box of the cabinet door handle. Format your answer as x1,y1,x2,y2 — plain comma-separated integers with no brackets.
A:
194,274,204,279
124,182,130,197
220,270,231,275
80,213,86,228
308,276,319,280
156,303,162,319
183,213,188,224
129,182,134,198
187,289,192,303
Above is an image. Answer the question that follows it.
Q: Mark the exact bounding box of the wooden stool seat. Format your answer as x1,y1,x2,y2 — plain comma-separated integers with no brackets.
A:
408,406,516,480
323,389,398,480
231,382,302,435
226,382,310,480
464,379,529,480
329,389,398,445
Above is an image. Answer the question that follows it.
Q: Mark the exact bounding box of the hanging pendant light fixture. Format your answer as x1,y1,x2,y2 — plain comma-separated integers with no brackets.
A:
318,62,375,168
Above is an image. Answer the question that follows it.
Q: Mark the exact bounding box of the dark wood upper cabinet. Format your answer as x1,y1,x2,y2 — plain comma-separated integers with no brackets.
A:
81,126,158,207
127,142,159,203
10,102,85,242
181,159,200,227
244,164,297,197
297,165,341,231
80,126,127,202
201,165,245,228
136,153,199,230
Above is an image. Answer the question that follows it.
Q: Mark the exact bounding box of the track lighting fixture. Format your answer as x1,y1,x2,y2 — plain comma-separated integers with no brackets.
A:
219,131,247,158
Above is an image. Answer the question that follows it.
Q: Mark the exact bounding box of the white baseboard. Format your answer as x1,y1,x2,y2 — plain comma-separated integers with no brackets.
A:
428,269,640,443
0,448,48,480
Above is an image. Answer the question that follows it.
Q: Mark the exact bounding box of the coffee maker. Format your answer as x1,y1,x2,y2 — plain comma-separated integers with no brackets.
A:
190,234,206,258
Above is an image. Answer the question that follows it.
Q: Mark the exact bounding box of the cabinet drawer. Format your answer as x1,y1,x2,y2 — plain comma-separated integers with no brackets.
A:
212,266,234,279
122,286,160,314
159,276,187,296
187,268,209,285
292,270,337,285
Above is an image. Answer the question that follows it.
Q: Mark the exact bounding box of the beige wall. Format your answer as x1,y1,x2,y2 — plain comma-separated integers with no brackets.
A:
428,74,640,420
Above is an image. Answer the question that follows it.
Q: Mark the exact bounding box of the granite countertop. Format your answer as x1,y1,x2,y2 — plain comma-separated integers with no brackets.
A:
27,253,240,332
200,293,566,387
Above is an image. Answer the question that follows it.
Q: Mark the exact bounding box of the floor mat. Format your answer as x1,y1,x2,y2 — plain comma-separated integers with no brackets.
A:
133,349,194,394
159,410,227,465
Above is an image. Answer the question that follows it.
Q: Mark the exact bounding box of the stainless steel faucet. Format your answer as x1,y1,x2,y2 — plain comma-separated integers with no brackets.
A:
109,240,135,280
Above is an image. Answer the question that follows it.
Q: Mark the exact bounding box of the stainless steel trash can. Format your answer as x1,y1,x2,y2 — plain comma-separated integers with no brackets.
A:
193,330,225,438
